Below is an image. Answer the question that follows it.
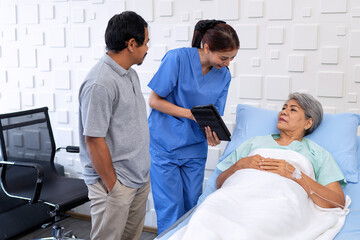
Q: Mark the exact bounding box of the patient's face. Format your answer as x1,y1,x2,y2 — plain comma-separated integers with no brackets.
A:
277,99,312,134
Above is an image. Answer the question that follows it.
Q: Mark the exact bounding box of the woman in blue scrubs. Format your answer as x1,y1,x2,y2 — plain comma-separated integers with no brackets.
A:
148,19,239,234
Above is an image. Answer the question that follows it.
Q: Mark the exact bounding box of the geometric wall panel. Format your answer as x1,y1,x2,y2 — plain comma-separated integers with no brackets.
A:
175,25,189,41
38,92,55,111
5,90,21,110
293,24,318,50
265,75,290,100
55,128,73,146
159,0,173,17
236,24,258,49
267,0,292,20
288,54,305,72
53,70,71,89
3,47,19,68
23,92,34,106
72,8,85,23
349,31,360,57
321,0,347,13
354,65,360,83
72,27,90,48
321,47,339,64
239,75,262,99
153,45,168,61
336,26,346,36
218,0,239,20
267,26,284,44
47,27,66,47
20,4,39,24
248,0,264,18
129,0,154,21
351,8,360,18
0,4,17,24
3,27,17,41
317,71,344,98
138,71,154,94
57,109,69,124
42,5,55,19
20,47,37,68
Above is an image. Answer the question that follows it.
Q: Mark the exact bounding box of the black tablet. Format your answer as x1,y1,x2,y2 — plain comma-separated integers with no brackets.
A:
191,104,231,141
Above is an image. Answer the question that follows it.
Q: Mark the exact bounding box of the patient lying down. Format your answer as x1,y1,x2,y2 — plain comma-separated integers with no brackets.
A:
170,93,350,240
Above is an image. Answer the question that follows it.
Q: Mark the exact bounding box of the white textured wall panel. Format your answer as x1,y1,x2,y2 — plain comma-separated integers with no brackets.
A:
288,55,305,72
55,129,73,147
236,24,258,49
354,65,360,83
5,90,21,110
128,0,154,22
159,1,173,17
23,92,34,107
293,24,318,50
20,47,37,68
321,47,339,64
349,31,360,57
3,48,19,68
53,70,71,90
239,75,262,99
267,0,292,20
57,110,69,124
72,27,90,48
267,26,284,44
175,25,189,41
42,4,55,19
248,0,264,18
38,92,55,111
317,72,344,98
0,4,17,24
321,0,347,13
3,27,17,41
72,8,85,23
266,76,290,100
20,4,39,24
218,0,239,20
47,27,66,48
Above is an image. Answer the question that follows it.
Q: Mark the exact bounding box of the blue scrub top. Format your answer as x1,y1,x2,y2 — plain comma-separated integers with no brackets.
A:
148,47,231,158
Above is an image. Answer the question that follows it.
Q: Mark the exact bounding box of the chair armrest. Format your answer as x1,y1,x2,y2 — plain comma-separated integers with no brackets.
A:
0,160,44,204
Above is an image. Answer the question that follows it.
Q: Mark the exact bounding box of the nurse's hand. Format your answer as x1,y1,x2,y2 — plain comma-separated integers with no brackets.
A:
205,126,220,146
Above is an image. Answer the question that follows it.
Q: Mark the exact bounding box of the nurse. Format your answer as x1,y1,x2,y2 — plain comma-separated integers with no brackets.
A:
148,19,239,234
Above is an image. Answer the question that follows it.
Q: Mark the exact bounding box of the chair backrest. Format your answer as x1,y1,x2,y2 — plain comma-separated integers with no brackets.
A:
0,107,56,167
0,107,59,198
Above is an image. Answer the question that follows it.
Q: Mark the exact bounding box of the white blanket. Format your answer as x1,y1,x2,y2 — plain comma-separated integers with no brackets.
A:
170,148,350,240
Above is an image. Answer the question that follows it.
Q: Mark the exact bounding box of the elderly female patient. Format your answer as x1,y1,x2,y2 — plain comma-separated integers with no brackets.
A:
170,92,350,240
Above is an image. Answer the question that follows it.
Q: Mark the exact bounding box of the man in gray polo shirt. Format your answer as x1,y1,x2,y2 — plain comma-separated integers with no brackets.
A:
78,11,150,240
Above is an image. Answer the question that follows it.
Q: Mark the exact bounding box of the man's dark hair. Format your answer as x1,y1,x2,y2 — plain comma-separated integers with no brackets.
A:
105,11,148,53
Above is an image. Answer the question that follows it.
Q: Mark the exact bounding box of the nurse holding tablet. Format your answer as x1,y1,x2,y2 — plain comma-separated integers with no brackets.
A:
148,19,239,234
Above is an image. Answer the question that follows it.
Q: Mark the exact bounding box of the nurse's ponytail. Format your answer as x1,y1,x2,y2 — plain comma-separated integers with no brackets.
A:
192,19,239,52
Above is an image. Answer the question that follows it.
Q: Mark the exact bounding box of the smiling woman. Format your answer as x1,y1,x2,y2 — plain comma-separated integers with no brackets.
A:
147,19,240,234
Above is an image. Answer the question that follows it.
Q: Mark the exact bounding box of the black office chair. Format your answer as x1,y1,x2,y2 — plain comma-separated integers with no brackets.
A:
0,107,89,239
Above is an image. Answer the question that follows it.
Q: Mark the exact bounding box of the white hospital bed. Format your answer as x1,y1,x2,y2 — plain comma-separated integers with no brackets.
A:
156,104,360,240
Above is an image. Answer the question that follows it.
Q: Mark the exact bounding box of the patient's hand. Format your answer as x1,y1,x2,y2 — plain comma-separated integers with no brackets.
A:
259,158,295,179
236,154,265,170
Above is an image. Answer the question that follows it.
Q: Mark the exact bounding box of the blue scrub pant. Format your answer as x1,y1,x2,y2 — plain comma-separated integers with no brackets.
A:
150,153,206,234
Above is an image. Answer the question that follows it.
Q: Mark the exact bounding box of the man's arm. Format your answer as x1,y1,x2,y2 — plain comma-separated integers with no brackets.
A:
85,136,117,192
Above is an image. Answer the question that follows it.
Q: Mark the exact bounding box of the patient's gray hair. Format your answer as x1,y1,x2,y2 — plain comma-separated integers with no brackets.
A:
288,92,323,135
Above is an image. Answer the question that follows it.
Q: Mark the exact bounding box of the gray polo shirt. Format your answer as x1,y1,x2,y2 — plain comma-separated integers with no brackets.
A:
78,53,150,188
